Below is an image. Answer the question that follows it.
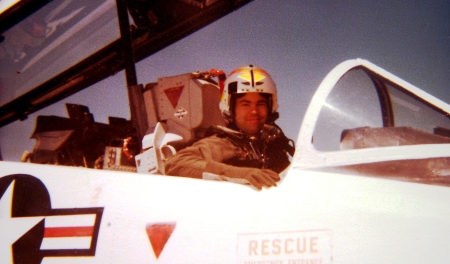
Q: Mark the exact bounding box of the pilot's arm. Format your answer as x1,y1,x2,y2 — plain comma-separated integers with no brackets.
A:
164,135,279,190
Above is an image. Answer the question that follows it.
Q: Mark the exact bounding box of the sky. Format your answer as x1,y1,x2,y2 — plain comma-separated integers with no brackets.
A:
0,0,449,161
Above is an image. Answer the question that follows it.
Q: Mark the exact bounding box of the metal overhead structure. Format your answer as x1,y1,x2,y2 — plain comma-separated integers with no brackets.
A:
0,0,253,128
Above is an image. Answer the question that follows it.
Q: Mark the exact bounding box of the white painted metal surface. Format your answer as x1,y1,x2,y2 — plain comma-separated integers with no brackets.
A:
1,161,450,263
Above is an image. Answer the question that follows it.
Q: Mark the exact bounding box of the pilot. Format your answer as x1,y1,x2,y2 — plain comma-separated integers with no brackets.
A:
164,65,295,190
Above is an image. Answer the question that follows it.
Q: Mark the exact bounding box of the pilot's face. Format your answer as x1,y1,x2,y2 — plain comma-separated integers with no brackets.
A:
234,93,269,137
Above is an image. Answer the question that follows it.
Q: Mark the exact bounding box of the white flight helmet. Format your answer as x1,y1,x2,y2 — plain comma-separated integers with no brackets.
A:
219,65,279,124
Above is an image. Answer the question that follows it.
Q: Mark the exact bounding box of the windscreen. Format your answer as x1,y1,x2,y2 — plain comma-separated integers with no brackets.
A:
313,68,384,151
387,83,450,134
313,67,450,152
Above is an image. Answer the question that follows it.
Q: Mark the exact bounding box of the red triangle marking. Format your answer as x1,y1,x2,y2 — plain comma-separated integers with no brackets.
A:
146,223,176,259
164,86,184,108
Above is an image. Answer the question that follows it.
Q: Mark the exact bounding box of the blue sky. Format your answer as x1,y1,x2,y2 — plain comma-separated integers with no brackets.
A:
1,0,449,161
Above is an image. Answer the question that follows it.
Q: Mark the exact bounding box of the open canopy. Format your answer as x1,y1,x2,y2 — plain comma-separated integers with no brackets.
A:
0,0,253,127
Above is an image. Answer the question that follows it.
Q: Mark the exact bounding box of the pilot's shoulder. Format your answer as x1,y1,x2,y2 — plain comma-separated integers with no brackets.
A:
194,133,235,147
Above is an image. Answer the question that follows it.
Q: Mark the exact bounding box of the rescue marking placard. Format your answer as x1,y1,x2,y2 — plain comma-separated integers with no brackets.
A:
237,229,332,264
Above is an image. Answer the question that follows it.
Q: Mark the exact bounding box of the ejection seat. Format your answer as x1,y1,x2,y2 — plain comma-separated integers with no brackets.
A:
135,71,225,174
